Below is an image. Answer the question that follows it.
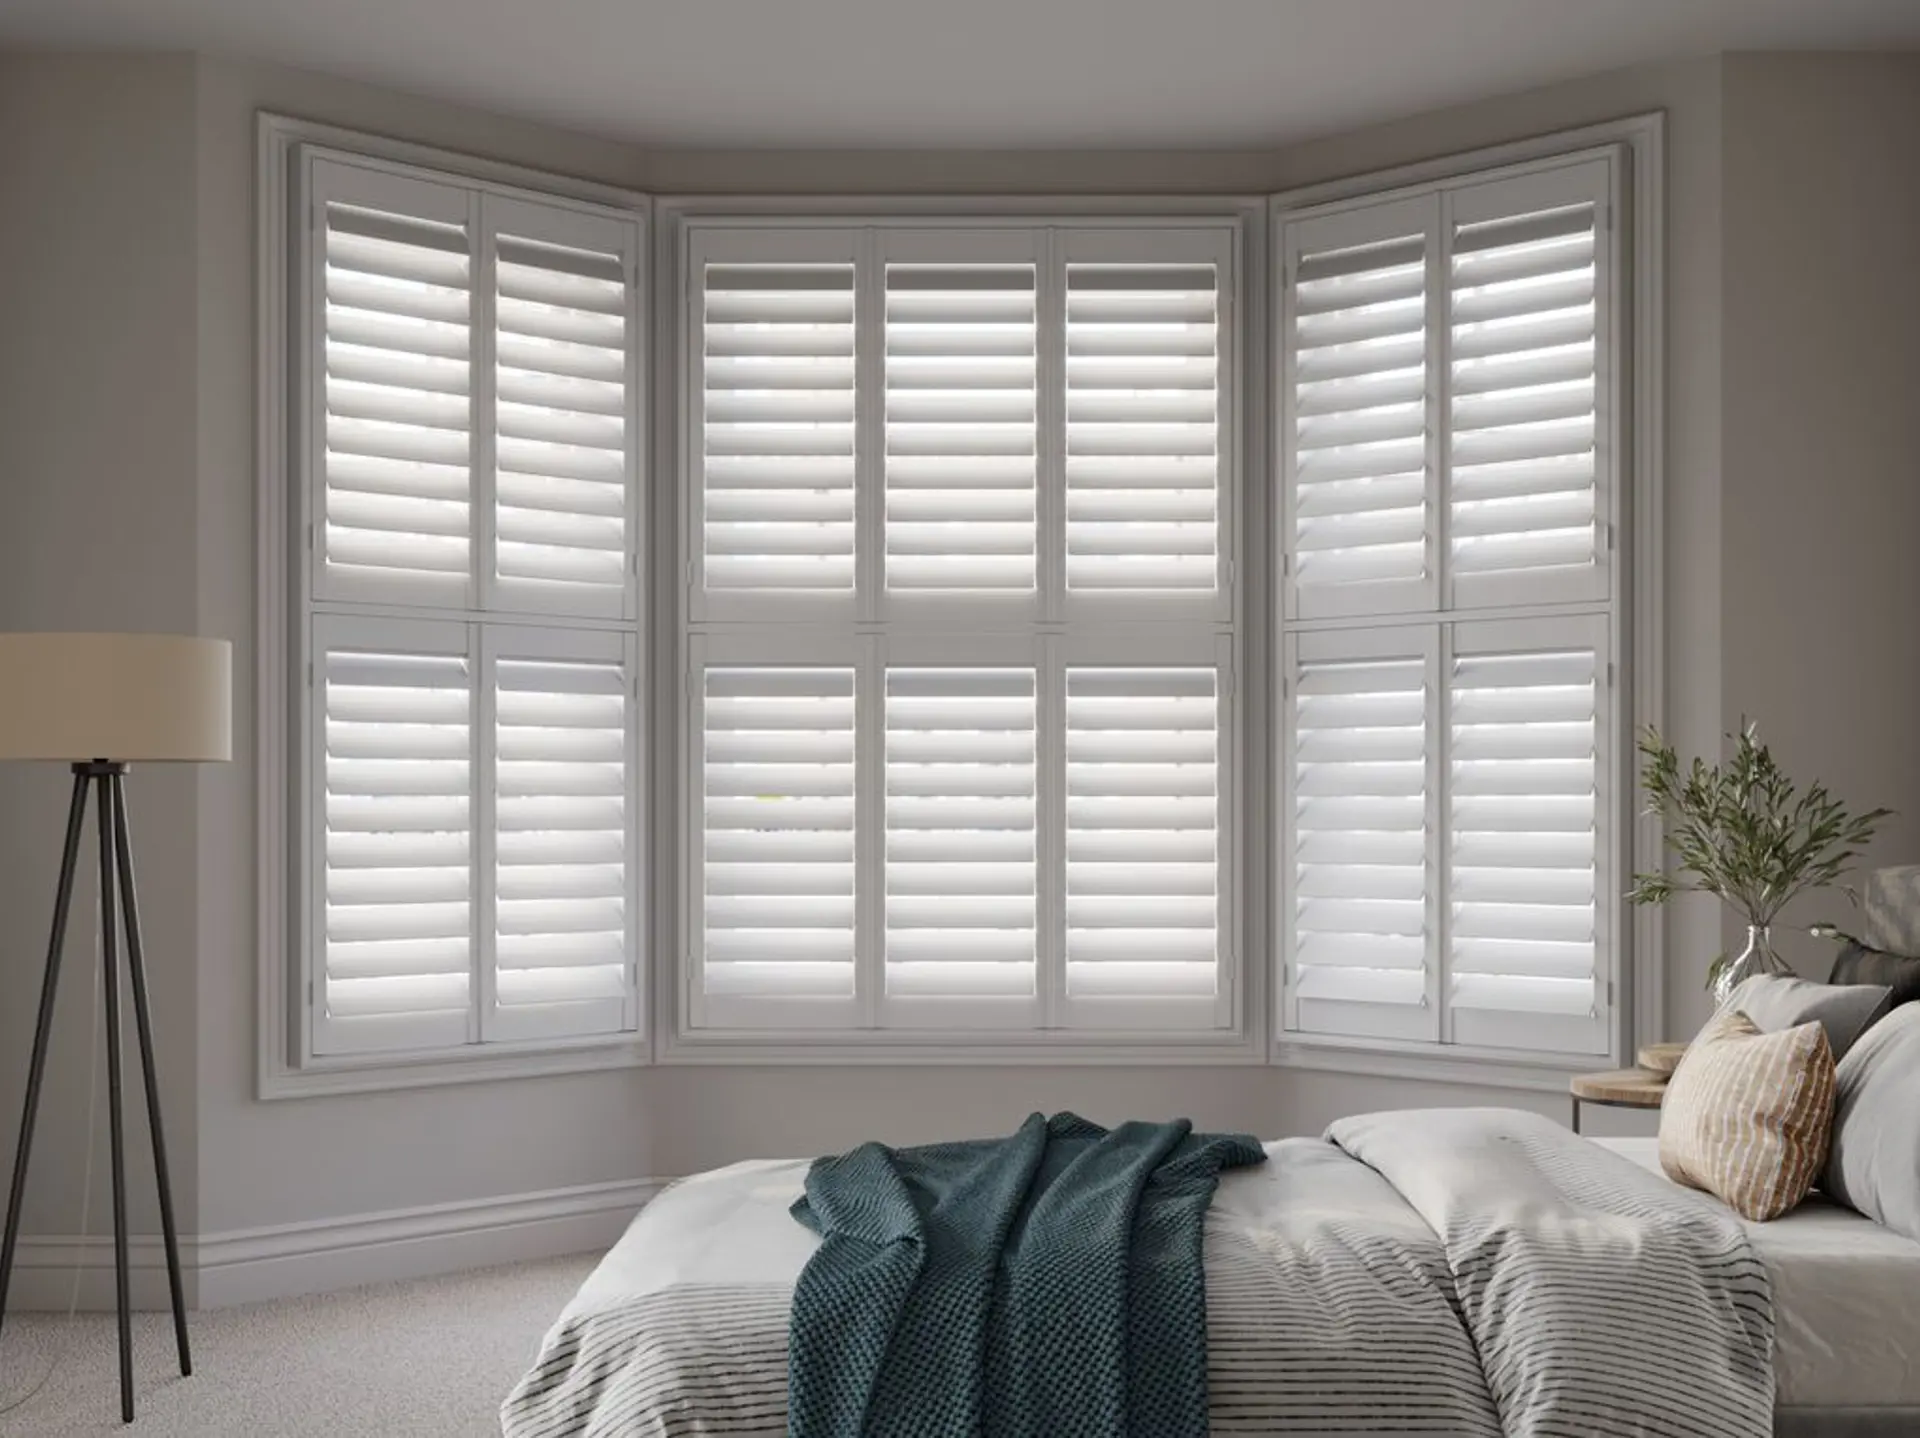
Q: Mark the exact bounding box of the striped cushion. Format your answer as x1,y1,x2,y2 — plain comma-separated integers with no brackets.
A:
1658,1009,1837,1220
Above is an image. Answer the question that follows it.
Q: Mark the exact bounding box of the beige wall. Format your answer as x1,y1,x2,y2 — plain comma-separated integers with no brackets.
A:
1718,53,1920,976
0,54,204,1240
7,44,1913,1275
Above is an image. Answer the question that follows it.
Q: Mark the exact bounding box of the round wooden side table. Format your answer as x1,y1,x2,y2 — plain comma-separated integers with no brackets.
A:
1569,1068,1669,1134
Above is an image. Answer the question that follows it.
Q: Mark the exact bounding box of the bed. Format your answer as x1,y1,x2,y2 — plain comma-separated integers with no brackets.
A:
1597,1137,1920,1436
505,1115,1920,1438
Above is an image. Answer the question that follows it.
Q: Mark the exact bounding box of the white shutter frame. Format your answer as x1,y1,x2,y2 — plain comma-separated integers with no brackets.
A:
1058,226,1234,629
310,613,477,1057
1281,196,1439,621
1282,625,1441,1043
481,195,643,621
877,635,1045,1030
686,633,867,1032
1446,613,1612,1055
1056,633,1235,1033
686,227,864,626
1446,158,1616,611
308,158,477,613
481,626,640,1043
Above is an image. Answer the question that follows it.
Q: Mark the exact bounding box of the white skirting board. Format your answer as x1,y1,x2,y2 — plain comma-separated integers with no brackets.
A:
4,1176,666,1312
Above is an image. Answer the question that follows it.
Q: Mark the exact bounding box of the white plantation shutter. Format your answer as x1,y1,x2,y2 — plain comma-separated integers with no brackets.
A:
1063,660,1227,1029
696,657,860,1028
487,201,637,616
883,665,1039,1021
678,220,1241,1048
695,240,859,608
1283,198,1435,619
312,163,475,609
1448,163,1610,608
884,251,1039,598
296,151,644,1066
1447,617,1609,1054
486,635,637,1042
1063,239,1226,606
1284,631,1438,1042
1278,149,1626,1065
313,619,474,1056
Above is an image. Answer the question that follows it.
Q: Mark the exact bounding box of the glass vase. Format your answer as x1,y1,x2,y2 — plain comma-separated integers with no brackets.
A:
1711,924,1795,1007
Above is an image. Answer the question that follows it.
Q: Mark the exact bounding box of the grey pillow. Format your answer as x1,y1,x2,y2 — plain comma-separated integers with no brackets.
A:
1825,1002,1920,1239
1720,973,1892,1062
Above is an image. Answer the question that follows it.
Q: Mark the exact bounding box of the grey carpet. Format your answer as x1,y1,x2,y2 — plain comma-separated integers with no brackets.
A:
0,1253,596,1437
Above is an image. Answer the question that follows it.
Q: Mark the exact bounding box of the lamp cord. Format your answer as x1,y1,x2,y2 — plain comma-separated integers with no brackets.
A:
0,902,104,1417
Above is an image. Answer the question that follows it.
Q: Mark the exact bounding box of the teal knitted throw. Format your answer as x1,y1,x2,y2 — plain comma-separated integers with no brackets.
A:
787,1112,1265,1438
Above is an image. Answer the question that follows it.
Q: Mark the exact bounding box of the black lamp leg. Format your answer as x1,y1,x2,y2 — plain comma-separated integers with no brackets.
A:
111,771,191,1377
0,769,91,1337
97,771,135,1424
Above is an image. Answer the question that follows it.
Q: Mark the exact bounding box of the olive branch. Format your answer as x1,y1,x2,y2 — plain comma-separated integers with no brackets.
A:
1627,721,1890,987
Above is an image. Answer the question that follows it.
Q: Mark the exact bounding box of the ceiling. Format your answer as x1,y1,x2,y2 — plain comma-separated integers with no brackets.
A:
4,0,1920,149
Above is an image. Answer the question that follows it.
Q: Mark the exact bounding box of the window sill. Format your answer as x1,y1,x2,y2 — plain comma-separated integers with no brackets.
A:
259,1038,650,1100
1271,1037,1604,1094
662,1030,1262,1066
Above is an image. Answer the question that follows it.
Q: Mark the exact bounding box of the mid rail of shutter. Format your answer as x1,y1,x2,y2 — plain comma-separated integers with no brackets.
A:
1447,617,1609,1054
486,636,635,1043
1063,664,1223,1026
313,618,474,1057
312,162,474,609
1283,198,1436,619
488,199,637,618
1064,259,1220,596
1285,630,1437,1043
698,254,858,603
697,662,859,1027
883,666,1039,1022
1448,161,1611,609
884,262,1038,596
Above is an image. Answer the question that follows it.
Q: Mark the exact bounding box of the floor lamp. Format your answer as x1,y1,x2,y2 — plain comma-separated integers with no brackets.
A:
0,633,231,1424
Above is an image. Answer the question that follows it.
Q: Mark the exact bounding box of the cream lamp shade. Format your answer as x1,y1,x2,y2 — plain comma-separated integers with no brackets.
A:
0,633,231,763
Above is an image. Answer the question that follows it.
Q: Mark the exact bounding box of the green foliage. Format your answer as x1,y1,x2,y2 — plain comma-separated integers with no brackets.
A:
1628,721,1891,931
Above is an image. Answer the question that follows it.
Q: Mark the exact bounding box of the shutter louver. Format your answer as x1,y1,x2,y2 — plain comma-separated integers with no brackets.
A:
1447,631,1606,1053
1287,646,1434,1041
317,633,473,1055
1449,187,1603,605
320,194,473,606
1064,668,1219,1002
492,229,632,613
884,668,1037,1007
1065,265,1219,593
885,266,1037,593
490,649,632,1041
701,264,858,595
1288,219,1431,616
700,666,858,1016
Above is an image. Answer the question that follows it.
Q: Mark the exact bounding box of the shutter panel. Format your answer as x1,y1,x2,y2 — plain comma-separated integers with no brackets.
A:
883,666,1038,1019
487,638,635,1042
1285,632,1437,1042
1284,199,1434,618
1447,618,1609,1054
1064,260,1220,595
488,201,636,616
698,257,858,600
884,262,1038,595
1448,162,1610,608
697,661,859,1026
314,620,474,1056
1063,665,1222,1022
313,163,474,609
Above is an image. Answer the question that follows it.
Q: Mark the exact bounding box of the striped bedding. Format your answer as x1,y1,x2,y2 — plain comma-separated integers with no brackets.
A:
503,1108,1774,1437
